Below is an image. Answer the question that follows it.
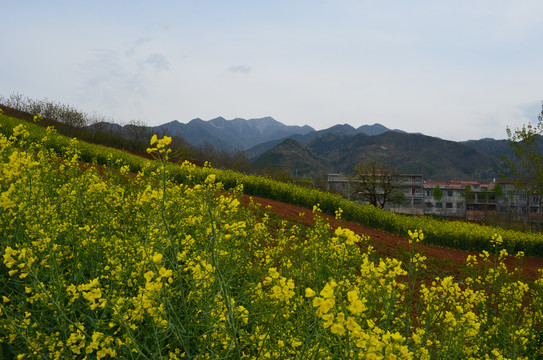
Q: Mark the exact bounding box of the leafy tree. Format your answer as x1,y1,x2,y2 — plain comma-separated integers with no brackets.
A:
463,184,474,205
389,188,406,206
492,182,503,200
503,102,543,228
350,159,405,208
492,182,504,223
460,184,475,219
433,185,443,202
491,182,503,211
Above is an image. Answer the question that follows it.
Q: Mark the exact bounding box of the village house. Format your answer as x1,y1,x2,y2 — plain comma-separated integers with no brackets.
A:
327,174,543,220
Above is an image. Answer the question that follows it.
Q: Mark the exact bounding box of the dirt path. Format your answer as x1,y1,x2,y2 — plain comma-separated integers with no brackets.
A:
242,194,543,281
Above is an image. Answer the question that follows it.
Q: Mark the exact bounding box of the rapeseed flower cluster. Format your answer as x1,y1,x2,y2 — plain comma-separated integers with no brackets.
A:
146,134,172,154
0,127,542,359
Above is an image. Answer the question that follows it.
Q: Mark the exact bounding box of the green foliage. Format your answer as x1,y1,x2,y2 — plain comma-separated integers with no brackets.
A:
433,185,443,202
503,103,543,231
504,103,543,199
463,184,474,204
390,187,406,205
493,182,504,198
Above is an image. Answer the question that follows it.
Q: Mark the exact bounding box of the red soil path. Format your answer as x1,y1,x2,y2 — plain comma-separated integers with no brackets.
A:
242,194,543,281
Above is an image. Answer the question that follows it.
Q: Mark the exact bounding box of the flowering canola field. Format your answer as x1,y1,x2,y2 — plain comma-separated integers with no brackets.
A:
1,120,543,359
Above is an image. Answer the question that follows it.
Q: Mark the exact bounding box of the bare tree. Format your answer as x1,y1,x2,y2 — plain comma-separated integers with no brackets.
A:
350,159,405,208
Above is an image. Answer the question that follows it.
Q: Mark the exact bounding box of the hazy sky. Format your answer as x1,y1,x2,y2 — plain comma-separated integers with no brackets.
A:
2,1,543,141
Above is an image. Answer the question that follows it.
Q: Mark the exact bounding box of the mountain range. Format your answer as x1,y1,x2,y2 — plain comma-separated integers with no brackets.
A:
97,116,538,181
154,116,314,151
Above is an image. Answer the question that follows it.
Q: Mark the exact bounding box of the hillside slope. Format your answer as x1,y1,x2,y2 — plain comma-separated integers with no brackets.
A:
251,138,328,176
308,131,506,179
252,131,508,180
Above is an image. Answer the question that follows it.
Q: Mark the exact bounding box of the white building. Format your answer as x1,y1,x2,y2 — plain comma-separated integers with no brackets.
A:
327,175,543,219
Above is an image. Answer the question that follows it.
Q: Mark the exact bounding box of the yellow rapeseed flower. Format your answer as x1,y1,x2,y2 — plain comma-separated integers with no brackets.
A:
152,253,163,264
330,323,346,335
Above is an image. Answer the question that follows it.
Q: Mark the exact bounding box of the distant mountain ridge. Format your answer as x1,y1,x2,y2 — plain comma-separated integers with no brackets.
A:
152,117,407,152
250,131,511,180
154,116,314,151
87,116,532,181
357,123,406,136
245,122,407,158
92,116,412,152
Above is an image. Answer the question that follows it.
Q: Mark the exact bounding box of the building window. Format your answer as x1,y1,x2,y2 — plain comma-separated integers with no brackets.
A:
447,191,453,197
414,198,422,206
436,202,442,208
446,203,453,209
426,202,433,208
426,190,432,197
456,202,464,209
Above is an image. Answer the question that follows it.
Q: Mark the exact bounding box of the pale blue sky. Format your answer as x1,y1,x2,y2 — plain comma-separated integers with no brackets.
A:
2,0,543,141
